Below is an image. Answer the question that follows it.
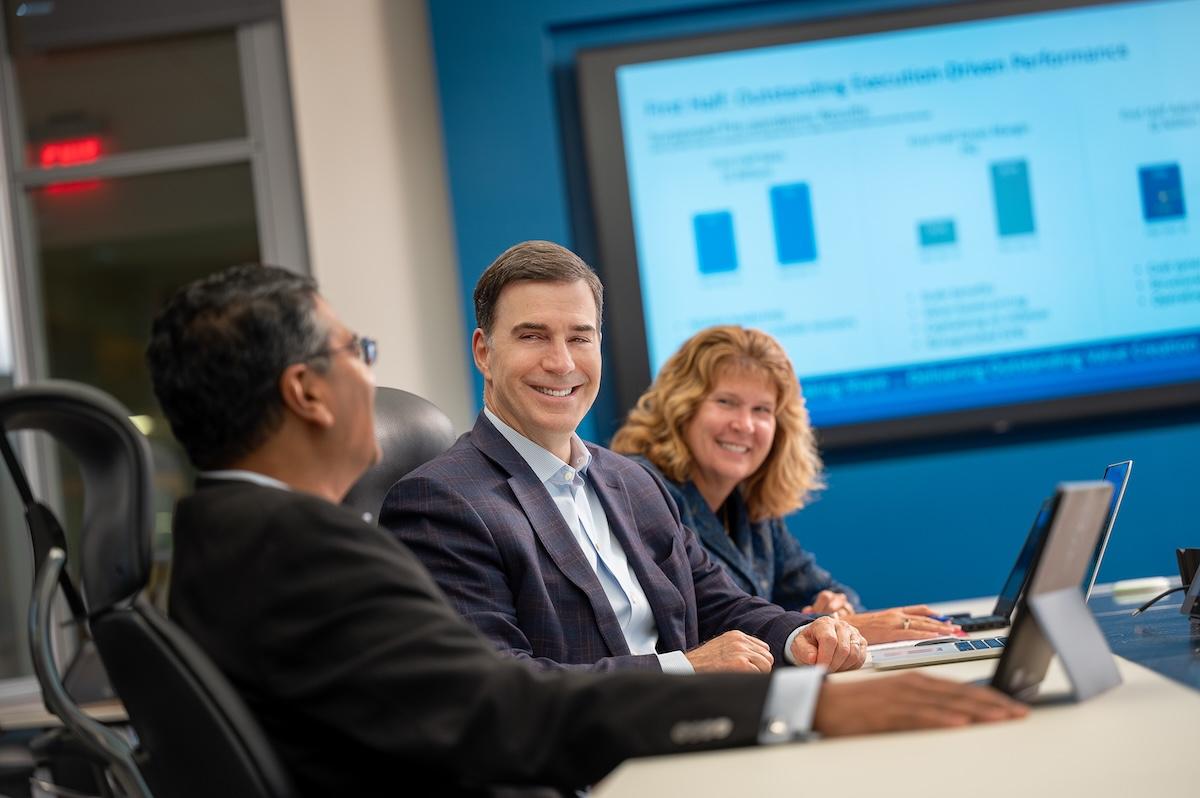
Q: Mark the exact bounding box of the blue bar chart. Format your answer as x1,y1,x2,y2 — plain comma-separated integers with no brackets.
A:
693,211,738,274
918,219,957,248
770,182,818,264
990,159,1036,237
1138,163,1187,221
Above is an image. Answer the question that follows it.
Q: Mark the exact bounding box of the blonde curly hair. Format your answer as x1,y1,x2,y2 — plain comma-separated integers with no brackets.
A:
611,325,824,521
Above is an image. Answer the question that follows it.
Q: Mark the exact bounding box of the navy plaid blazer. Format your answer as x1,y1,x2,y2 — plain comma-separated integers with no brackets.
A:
380,414,815,672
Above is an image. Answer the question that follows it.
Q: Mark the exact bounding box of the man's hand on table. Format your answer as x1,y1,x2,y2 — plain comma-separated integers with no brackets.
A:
813,672,1028,736
685,630,774,673
790,616,867,672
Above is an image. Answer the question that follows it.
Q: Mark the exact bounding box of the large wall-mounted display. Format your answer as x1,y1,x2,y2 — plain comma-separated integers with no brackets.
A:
579,0,1200,446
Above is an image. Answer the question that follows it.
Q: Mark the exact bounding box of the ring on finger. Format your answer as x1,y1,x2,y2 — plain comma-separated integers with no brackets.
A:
902,617,911,630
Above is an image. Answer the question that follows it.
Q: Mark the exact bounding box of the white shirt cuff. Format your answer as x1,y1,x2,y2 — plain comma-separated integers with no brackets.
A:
783,625,809,666
657,650,694,674
758,665,826,744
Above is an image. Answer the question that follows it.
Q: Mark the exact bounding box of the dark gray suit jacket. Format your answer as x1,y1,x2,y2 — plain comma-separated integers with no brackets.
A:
380,414,815,672
169,479,771,796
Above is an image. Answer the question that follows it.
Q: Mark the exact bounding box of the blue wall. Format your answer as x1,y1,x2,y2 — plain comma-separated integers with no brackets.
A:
426,0,1200,607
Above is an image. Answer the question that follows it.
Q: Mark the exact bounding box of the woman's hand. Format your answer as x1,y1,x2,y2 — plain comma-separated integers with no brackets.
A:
845,605,961,644
802,590,855,618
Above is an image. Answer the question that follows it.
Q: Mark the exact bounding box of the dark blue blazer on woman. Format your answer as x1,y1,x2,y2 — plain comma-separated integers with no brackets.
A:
627,455,863,613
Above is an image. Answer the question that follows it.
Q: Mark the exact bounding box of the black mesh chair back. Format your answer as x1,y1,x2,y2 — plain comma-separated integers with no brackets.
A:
0,381,295,798
341,386,456,522
1,381,143,797
0,382,114,711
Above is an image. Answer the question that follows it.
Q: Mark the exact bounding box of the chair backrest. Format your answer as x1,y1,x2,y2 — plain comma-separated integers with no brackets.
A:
0,381,295,798
341,386,456,521
0,388,115,708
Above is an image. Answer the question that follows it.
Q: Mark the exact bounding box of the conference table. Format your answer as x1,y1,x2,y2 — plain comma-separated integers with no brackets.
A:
595,584,1200,797
2,582,1196,794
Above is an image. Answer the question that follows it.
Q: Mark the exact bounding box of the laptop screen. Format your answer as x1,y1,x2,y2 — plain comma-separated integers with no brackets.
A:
1081,460,1133,598
992,497,1056,619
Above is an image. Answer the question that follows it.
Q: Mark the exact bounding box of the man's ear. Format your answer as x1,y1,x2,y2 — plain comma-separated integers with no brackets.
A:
278,363,336,429
471,328,491,381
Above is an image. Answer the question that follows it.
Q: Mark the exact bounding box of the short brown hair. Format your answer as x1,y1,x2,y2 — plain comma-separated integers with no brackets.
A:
611,325,824,521
474,240,603,335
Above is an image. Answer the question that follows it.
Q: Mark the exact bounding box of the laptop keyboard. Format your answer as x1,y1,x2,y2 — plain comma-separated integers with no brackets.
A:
954,637,1007,651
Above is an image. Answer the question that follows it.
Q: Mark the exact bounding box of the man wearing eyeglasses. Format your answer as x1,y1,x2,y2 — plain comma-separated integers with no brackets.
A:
176,305,382,497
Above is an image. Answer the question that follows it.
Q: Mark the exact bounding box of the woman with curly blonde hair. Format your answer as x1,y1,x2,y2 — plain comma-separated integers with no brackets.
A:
612,325,956,643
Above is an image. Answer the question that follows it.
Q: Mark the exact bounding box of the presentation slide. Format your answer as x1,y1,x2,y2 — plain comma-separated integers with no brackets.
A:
615,0,1200,427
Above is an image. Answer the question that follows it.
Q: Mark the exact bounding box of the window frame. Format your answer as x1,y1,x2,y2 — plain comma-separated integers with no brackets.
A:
0,14,309,696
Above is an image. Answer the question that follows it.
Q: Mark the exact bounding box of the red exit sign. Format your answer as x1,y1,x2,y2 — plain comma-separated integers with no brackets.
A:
38,136,102,167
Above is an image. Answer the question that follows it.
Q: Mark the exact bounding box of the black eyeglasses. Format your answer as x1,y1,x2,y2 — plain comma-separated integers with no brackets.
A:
309,334,378,367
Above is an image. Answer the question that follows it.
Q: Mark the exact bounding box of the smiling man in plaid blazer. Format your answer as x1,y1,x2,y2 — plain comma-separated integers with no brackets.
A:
382,240,867,676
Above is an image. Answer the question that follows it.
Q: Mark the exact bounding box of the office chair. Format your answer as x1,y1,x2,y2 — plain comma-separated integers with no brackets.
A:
0,407,113,703
341,386,456,522
0,381,296,798
1,386,123,798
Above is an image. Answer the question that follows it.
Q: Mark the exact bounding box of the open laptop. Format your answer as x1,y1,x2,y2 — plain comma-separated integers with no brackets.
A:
871,477,1121,671
946,498,1055,633
1082,460,1133,598
944,460,1133,633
